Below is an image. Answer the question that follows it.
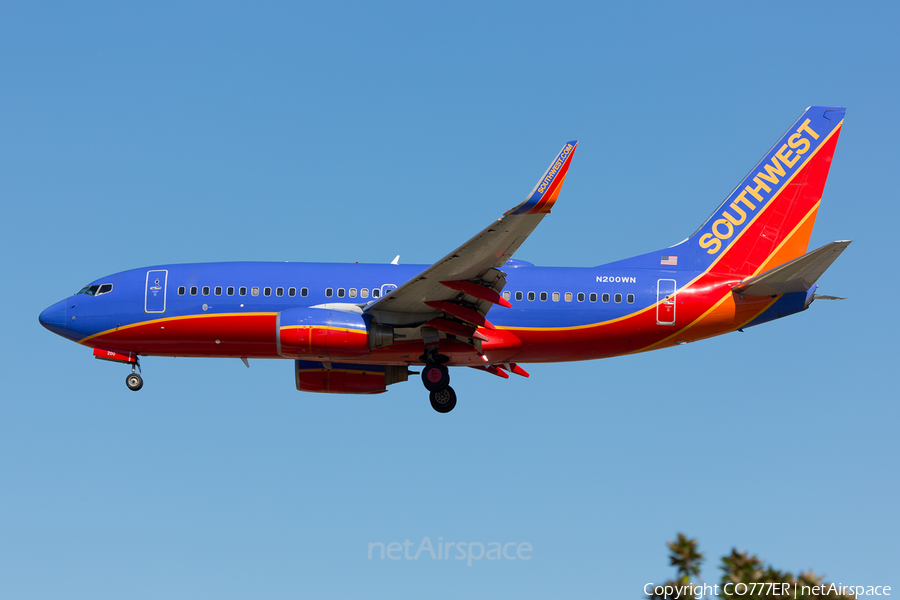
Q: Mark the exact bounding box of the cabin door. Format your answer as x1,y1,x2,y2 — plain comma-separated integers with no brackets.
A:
145,270,168,314
657,279,676,325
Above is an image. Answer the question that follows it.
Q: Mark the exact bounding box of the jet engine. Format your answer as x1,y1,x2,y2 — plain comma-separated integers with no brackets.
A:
294,360,410,394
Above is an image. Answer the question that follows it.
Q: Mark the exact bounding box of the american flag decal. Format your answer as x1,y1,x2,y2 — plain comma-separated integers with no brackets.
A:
660,256,677,266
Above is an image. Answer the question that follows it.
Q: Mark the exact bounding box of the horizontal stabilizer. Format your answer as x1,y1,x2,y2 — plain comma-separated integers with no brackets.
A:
733,241,851,296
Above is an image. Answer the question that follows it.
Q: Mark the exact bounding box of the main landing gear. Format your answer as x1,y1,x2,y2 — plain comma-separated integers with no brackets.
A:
420,352,456,413
125,359,143,391
429,387,457,413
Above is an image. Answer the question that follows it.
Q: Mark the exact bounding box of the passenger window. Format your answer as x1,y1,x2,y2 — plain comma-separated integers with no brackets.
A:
251,287,260,297
602,293,610,303
276,287,284,297
202,286,210,296
540,292,548,301
615,293,622,303
577,292,585,302
502,291,511,301
227,287,235,296
190,286,198,296
326,288,333,298
552,292,560,302
372,288,380,298
239,287,247,296
565,292,572,302
264,287,271,297
589,292,597,302
360,288,369,298
178,286,186,296
527,291,535,301
301,287,309,297
349,288,357,298
97,284,113,295
515,291,523,301
288,287,296,297
337,288,345,298
215,286,222,296
627,294,635,304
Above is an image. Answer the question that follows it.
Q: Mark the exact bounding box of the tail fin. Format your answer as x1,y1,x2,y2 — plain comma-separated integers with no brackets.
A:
689,106,845,277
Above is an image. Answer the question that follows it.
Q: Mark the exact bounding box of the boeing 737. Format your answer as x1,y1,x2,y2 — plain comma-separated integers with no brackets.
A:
39,106,849,412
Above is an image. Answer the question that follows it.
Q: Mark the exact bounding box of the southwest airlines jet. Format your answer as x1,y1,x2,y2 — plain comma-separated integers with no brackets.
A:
40,106,849,413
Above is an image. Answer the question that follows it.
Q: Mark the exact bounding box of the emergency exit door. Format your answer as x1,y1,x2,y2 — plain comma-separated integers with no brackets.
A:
145,270,168,314
657,279,676,325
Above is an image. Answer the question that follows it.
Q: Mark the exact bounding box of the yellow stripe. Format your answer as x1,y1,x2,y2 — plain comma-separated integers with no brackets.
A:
497,301,658,333
629,294,780,355
626,199,822,353
499,122,841,335
78,312,277,345
80,126,841,352
703,120,842,274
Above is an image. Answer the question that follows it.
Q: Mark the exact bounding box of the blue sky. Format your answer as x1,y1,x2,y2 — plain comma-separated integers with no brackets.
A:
2,2,898,598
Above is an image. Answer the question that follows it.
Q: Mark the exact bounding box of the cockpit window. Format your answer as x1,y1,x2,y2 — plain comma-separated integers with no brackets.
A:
77,284,110,296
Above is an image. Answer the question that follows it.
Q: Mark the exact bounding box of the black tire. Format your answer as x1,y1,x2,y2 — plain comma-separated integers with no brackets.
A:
429,386,457,413
125,373,143,391
421,363,450,392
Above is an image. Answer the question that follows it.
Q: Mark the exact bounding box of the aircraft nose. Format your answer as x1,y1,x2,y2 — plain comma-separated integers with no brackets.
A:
39,300,68,336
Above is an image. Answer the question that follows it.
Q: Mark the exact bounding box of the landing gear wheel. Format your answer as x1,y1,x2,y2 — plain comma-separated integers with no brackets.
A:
430,386,457,413
421,363,450,392
125,373,143,391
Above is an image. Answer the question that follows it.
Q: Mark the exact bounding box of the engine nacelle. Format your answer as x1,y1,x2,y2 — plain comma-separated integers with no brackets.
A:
295,360,410,394
277,307,393,358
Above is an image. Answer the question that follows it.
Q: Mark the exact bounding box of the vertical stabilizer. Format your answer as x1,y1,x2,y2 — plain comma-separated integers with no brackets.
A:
689,106,845,277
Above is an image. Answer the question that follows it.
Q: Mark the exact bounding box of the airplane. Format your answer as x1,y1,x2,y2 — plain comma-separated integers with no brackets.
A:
39,106,849,413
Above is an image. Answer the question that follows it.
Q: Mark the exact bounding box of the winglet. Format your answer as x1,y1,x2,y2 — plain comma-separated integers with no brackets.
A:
510,141,578,215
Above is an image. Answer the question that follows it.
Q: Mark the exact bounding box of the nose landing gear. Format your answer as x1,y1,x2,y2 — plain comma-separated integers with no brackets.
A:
125,359,143,391
126,372,143,391
92,348,144,391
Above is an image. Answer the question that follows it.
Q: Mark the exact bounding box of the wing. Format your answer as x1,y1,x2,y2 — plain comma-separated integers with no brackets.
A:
365,141,578,330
